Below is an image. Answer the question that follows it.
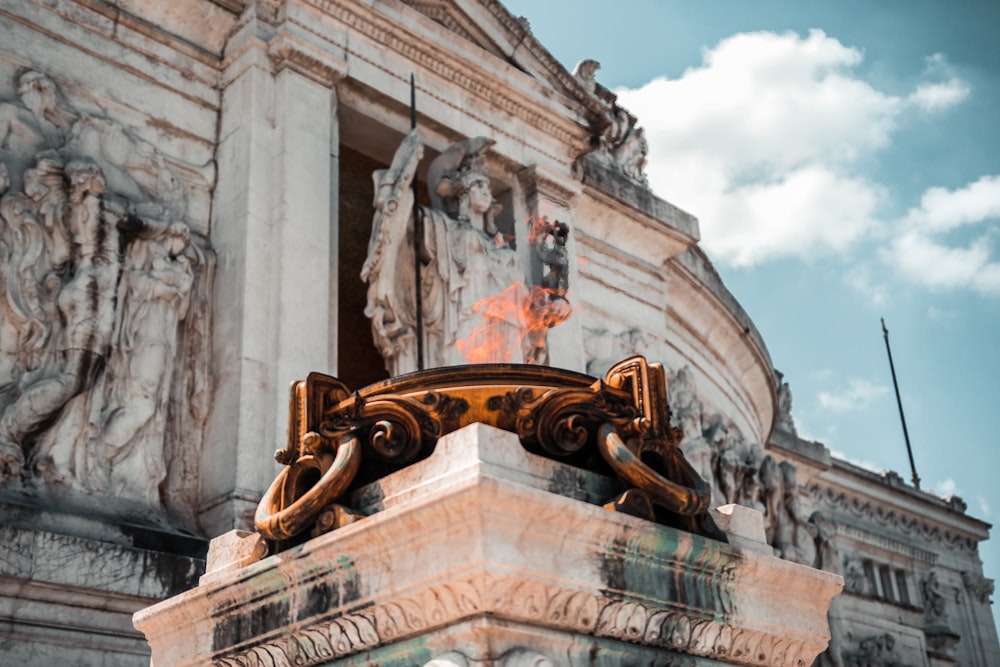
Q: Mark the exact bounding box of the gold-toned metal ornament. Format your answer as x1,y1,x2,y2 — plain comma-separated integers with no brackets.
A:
255,356,713,546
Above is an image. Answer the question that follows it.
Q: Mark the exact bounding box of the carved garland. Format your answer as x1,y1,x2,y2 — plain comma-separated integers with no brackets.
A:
808,484,979,555
211,572,822,667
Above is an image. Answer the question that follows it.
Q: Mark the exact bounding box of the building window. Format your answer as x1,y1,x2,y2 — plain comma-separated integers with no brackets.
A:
879,565,896,602
863,560,879,597
895,569,911,606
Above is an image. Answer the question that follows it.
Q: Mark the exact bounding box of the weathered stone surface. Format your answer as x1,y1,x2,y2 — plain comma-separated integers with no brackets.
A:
136,425,841,667
0,513,204,665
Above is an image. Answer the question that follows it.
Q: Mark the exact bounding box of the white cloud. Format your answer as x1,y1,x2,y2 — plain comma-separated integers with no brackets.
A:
903,175,1000,233
827,448,883,473
885,231,1000,295
614,30,972,268
908,78,970,112
844,264,888,306
910,53,971,113
932,478,960,498
927,305,959,322
882,175,1000,295
818,378,889,413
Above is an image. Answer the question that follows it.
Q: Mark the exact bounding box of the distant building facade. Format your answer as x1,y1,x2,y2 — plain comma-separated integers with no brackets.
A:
0,1,994,665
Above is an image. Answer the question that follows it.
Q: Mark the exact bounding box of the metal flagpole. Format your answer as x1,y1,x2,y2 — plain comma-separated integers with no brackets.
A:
881,318,920,489
411,74,425,371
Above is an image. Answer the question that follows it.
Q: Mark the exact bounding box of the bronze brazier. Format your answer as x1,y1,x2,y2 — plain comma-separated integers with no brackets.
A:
255,356,713,547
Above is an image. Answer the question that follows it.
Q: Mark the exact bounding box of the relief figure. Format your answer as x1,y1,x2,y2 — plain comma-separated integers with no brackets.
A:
0,71,213,523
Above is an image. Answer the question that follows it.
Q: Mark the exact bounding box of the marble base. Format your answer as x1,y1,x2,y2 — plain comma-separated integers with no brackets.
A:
134,424,842,666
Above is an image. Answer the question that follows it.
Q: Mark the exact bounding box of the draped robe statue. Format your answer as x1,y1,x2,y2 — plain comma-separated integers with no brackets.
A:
362,130,530,375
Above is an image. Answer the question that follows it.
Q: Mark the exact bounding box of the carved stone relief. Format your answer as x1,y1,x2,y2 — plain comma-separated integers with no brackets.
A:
840,633,903,667
774,369,797,435
211,570,819,667
572,59,650,186
962,570,994,604
0,71,213,525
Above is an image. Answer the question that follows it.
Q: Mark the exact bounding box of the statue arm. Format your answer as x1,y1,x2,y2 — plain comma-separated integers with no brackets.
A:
362,129,427,282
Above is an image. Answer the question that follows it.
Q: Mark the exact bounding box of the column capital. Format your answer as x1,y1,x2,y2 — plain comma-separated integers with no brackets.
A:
268,31,347,88
517,164,581,210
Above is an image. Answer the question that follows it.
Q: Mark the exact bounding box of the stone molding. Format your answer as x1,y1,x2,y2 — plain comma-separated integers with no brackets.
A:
962,570,995,605
211,570,823,667
809,484,979,555
402,1,482,46
518,164,581,210
297,0,588,160
836,523,938,565
267,30,347,87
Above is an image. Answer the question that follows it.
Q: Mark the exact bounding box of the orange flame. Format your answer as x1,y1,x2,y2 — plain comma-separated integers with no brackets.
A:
456,281,571,365
525,215,555,245
456,282,526,364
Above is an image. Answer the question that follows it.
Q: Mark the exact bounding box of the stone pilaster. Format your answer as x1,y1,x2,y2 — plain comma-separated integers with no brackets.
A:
519,164,585,371
200,10,345,535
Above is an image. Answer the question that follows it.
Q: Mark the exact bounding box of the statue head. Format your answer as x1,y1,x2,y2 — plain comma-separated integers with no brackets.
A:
24,151,65,200
17,71,58,115
163,221,190,257
429,137,500,236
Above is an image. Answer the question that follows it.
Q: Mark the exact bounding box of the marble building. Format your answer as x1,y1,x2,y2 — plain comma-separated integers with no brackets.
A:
0,0,995,665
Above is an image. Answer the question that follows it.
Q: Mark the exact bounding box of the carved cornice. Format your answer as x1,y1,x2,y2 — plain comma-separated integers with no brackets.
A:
473,0,610,122
208,0,249,13
403,1,481,45
518,164,581,209
295,0,589,163
808,484,979,556
267,31,346,87
212,571,822,667
836,524,938,565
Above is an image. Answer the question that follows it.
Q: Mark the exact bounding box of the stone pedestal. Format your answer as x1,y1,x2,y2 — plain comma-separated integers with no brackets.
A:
134,424,842,666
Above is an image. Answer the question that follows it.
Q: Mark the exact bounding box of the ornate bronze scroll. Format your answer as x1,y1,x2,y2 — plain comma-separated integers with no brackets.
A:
255,357,713,546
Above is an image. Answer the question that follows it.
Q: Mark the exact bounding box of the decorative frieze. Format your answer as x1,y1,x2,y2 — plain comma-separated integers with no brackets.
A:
0,70,214,525
212,570,822,667
808,485,979,555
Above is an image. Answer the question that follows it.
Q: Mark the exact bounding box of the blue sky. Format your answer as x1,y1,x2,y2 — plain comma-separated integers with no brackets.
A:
504,0,1000,626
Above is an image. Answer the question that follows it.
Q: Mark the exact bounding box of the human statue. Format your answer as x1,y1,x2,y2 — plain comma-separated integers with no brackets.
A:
775,369,797,435
922,571,948,623
0,71,72,158
0,160,118,477
363,129,566,375
98,221,193,503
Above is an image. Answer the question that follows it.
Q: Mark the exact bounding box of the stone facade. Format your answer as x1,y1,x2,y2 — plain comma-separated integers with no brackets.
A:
0,1,996,665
